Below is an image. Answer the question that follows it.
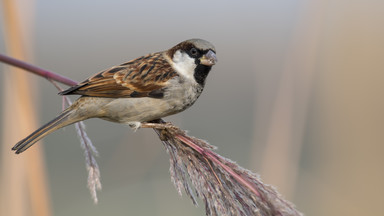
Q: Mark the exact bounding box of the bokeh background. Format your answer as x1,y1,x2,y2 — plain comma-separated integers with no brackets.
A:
1,0,384,215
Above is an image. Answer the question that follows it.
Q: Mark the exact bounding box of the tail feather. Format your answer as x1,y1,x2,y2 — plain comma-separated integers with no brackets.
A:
12,110,74,154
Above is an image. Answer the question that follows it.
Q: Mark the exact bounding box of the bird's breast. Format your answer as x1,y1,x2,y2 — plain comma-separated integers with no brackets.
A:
163,78,203,112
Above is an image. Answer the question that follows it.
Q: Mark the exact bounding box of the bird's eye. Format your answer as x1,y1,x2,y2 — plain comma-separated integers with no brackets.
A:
190,48,198,56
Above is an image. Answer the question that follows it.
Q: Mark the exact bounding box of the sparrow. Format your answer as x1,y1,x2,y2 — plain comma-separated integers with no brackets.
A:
12,39,217,154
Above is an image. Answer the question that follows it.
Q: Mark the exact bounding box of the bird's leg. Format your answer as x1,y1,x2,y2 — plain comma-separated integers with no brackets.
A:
128,122,142,132
140,121,176,130
140,120,179,141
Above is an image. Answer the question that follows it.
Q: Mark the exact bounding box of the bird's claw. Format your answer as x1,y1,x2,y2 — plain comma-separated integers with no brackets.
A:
128,122,142,131
140,122,176,130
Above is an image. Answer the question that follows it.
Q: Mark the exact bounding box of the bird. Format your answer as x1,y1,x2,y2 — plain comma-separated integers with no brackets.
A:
12,39,217,154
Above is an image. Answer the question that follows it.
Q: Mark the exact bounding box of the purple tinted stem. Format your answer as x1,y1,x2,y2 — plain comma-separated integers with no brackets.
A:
176,134,261,197
0,53,77,86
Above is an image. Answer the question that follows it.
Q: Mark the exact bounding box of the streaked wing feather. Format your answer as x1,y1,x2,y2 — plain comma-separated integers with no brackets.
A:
59,52,177,98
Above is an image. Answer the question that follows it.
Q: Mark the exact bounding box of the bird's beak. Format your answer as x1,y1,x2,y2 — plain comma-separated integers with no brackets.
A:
200,50,217,66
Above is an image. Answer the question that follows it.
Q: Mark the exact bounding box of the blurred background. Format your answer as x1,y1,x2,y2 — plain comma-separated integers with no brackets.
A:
1,0,384,215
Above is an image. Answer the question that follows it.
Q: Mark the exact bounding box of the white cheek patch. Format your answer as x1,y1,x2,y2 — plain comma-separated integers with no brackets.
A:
172,50,196,81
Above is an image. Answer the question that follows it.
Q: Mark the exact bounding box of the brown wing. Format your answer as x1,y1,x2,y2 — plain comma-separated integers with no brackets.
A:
59,52,178,98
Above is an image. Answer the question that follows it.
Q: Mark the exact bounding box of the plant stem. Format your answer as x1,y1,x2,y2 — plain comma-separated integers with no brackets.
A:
0,53,77,86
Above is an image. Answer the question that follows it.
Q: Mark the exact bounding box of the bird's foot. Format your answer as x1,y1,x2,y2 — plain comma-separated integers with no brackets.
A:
128,122,142,131
141,121,178,141
140,121,176,130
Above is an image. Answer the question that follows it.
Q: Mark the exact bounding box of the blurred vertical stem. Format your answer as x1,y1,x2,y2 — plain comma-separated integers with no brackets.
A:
254,1,327,198
0,1,52,216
